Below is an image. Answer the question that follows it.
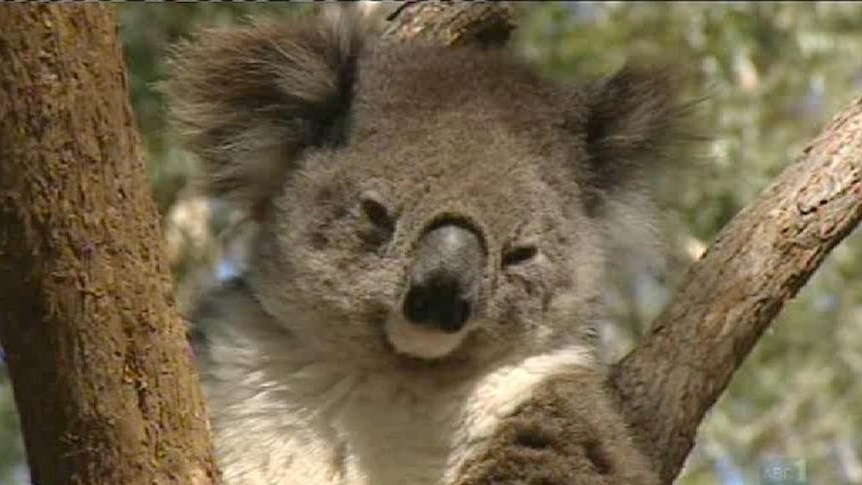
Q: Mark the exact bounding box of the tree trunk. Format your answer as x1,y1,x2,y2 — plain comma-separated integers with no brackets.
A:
0,5,219,485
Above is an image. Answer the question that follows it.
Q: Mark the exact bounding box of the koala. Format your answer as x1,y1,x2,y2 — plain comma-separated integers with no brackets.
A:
166,8,691,485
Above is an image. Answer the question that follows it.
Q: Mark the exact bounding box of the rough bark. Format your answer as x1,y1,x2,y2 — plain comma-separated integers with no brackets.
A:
385,2,862,484
381,1,516,47
0,5,219,485
609,96,862,482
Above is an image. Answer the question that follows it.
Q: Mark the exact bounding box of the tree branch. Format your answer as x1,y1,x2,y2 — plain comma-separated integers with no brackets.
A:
382,1,516,47
386,2,862,483
609,95,862,482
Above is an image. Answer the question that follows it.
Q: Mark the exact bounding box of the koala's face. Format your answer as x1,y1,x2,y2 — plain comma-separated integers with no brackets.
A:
166,15,688,370
254,127,604,367
249,48,610,367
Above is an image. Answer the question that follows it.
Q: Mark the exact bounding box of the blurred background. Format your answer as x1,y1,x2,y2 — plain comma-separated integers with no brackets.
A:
1,2,861,484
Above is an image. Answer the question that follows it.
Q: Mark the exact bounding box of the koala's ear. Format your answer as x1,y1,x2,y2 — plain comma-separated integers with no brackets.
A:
580,64,696,200
161,11,366,217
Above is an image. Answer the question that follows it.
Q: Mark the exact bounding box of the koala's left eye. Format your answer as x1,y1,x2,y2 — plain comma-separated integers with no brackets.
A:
502,244,539,268
358,191,396,248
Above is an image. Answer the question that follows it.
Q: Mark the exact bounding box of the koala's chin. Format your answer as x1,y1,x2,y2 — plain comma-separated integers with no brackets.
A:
384,315,472,360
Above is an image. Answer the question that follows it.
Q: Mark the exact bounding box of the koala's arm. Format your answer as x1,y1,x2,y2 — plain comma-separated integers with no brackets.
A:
453,371,660,485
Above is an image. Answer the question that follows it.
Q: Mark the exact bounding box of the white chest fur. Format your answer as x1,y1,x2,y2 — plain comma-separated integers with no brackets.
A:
204,330,592,485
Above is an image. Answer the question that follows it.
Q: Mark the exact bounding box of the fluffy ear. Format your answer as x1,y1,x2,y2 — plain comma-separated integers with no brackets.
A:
573,64,703,278
581,64,697,201
161,11,367,217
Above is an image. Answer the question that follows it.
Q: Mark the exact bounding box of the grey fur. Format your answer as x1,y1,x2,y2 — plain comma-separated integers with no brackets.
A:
166,9,692,485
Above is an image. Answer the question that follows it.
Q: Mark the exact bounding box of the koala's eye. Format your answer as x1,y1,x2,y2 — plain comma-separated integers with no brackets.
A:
358,191,395,249
360,193,394,230
502,244,539,268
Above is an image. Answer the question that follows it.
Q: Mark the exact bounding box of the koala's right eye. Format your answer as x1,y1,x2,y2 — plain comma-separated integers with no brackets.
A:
360,196,393,229
358,192,396,249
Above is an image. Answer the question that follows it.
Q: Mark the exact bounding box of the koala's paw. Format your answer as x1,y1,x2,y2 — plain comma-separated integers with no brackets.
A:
452,374,659,485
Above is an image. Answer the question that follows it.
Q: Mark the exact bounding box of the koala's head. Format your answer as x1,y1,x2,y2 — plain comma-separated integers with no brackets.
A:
165,12,693,369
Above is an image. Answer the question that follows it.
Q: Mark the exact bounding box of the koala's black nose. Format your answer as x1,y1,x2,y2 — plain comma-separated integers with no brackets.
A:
403,223,485,333
403,273,473,333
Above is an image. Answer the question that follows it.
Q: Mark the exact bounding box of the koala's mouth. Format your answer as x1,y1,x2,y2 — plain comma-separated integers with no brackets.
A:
384,316,471,360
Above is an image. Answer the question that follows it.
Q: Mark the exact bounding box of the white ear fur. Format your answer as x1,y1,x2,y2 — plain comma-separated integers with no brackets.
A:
162,11,367,217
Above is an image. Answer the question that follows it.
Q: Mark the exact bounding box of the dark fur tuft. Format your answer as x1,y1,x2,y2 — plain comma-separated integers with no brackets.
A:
579,63,700,206
161,11,367,216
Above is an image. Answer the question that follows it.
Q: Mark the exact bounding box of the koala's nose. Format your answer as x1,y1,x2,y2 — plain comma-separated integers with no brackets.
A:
403,223,485,333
